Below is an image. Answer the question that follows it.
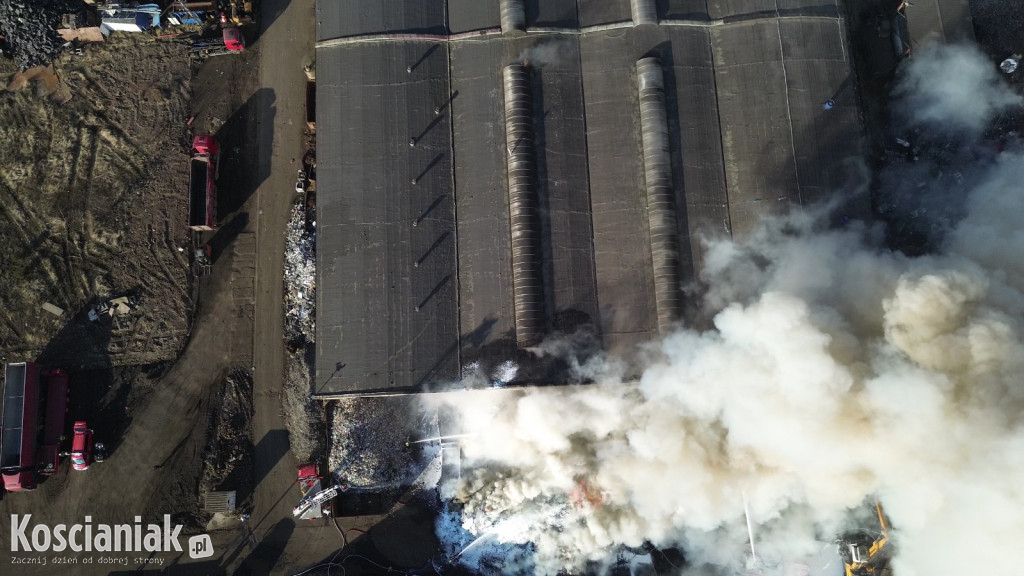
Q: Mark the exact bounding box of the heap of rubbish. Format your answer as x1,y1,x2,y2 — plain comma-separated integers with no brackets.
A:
328,397,435,490
284,200,315,345
0,0,87,69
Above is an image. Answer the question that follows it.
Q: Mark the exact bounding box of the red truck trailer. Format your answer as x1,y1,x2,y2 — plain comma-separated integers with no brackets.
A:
1,362,40,491
188,134,219,231
37,370,69,476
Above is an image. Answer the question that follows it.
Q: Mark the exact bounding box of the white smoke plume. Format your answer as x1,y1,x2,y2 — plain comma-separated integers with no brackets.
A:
422,46,1024,575
516,39,569,68
893,42,1022,135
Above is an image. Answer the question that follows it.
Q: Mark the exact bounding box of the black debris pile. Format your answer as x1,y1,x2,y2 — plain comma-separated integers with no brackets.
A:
0,0,87,69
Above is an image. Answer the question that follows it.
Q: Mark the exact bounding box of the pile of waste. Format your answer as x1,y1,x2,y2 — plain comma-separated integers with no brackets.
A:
0,0,86,69
328,397,434,490
460,359,519,387
284,201,315,345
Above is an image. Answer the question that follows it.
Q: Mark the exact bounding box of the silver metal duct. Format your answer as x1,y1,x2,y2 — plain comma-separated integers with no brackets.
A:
636,57,682,334
503,64,545,347
631,0,657,25
500,0,526,33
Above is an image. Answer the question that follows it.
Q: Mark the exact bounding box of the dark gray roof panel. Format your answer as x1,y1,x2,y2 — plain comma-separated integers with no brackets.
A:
659,0,839,20
316,0,446,41
904,0,974,47
711,20,798,239
662,27,730,272
530,39,600,336
659,0,711,20
708,0,774,20
778,17,848,61
448,0,500,33
316,41,460,394
778,18,863,206
579,28,665,356
578,0,632,26
449,38,517,353
527,0,580,28
775,0,840,12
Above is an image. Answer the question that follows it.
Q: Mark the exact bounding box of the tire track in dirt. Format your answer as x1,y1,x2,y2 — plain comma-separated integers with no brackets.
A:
0,33,194,364
0,177,76,310
59,124,95,302
0,107,85,312
148,223,191,303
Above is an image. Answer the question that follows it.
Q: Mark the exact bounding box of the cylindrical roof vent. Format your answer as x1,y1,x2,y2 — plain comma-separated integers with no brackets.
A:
636,57,682,334
503,64,546,347
631,0,657,26
501,0,527,33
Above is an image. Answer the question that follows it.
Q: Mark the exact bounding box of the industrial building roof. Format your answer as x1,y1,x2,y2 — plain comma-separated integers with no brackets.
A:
902,0,975,48
969,0,1024,62
314,1,863,396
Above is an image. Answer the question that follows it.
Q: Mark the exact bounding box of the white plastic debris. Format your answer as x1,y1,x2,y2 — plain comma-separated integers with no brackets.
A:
284,201,316,343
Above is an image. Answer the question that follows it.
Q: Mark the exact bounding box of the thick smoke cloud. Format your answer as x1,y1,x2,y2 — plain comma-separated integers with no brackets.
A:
893,42,1021,135
425,45,1024,575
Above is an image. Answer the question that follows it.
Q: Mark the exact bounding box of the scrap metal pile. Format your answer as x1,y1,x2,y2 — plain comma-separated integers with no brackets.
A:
328,397,433,490
284,200,315,345
0,0,86,69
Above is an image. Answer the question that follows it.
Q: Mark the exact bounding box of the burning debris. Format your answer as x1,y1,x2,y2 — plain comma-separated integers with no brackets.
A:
460,359,519,388
419,44,1024,576
284,199,315,346
0,0,87,69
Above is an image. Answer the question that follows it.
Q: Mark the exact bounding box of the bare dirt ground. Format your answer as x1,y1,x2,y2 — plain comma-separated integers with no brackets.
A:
0,21,262,575
0,33,194,370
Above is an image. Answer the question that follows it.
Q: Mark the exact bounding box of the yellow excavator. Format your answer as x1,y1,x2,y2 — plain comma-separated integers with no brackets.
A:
839,501,893,576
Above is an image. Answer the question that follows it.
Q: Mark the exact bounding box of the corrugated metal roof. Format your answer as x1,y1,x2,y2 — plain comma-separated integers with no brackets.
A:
905,0,975,48
314,1,864,395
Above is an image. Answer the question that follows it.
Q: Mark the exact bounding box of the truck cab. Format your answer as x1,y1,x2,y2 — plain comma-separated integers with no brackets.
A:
71,421,94,471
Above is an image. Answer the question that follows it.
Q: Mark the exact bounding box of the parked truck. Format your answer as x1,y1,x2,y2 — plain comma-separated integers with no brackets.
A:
37,370,69,476
1,363,40,491
188,134,219,231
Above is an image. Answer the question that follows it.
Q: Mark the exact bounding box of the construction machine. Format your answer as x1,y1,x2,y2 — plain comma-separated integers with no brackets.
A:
217,0,255,26
839,502,893,576
189,26,245,58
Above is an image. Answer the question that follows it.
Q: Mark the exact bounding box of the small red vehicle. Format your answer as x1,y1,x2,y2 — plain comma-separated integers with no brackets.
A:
71,421,95,471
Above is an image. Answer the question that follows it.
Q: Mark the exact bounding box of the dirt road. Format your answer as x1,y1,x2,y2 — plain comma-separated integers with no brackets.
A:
222,0,346,573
